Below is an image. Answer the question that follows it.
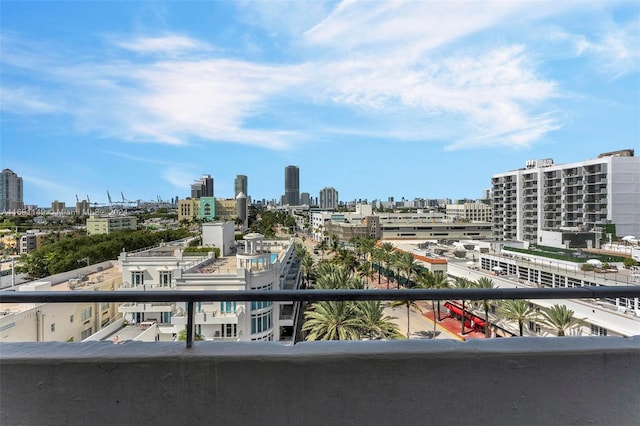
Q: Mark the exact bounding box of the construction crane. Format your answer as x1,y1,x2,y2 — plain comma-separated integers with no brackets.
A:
107,191,113,206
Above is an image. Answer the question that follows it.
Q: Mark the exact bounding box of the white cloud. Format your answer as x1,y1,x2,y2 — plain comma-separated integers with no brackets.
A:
162,166,199,189
113,34,212,55
548,17,640,79
0,86,58,114
5,1,628,153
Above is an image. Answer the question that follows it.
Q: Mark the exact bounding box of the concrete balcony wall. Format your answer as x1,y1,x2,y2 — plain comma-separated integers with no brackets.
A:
1,337,638,426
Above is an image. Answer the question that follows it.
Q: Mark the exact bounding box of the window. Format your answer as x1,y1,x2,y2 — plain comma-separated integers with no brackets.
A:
50,323,55,332
81,328,93,340
101,302,109,311
131,271,144,286
69,315,74,323
591,324,608,336
221,301,237,313
528,321,541,334
81,307,92,322
251,311,272,334
224,324,237,338
159,271,172,287
251,300,272,310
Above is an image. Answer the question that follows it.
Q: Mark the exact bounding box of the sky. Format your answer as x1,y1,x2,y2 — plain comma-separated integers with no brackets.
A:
1,1,639,208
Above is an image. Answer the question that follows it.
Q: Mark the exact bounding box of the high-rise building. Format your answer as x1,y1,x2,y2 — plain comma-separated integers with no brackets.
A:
284,166,299,206
191,174,214,199
1,169,24,212
234,175,248,198
319,187,339,209
300,192,310,206
491,149,640,242
51,200,66,213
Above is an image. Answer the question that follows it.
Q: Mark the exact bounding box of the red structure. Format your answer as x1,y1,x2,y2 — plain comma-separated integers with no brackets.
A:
443,301,486,333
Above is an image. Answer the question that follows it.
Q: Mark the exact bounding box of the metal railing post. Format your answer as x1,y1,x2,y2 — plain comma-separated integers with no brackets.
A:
186,301,194,349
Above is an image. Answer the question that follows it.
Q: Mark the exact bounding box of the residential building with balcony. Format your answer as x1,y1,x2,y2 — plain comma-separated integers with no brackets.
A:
116,234,302,343
492,149,640,243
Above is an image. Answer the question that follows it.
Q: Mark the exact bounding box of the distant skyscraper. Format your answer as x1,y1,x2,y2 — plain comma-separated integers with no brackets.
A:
300,192,310,206
319,187,339,209
284,165,300,205
235,175,248,197
1,169,24,212
191,174,214,199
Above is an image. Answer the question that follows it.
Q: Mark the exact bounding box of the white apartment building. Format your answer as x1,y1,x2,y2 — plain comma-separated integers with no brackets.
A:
0,267,122,342
117,235,302,343
492,150,640,243
86,215,138,235
319,187,338,210
446,203,492,223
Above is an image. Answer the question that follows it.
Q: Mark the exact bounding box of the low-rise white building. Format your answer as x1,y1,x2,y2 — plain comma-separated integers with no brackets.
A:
0,266,122,342
116,234,302,343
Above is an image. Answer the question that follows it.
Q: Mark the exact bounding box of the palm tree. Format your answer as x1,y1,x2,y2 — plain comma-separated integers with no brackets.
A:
300,253,315,288
293,242,307,260
330,233,340,252
390,296,423,339
356,260,374,288
331,247,358,272
371,247,384,286
498,300,535,336
474,277,498,337
416,270,449,337
303,301,361,340
354,301,402,340
451,277,473,335
359,238,376,262
395,251,419,288
538,304,585,336
380,242,395,289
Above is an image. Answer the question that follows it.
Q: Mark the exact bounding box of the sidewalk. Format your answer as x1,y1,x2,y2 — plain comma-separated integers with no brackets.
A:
371,274,486,340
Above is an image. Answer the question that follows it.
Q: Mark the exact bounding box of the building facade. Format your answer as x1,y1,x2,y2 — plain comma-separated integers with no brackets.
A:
1,169,24,212
446,202,492,223
319,187,339,210
234,175,248,198
492,150,640,243
86,216,138,235
117,235,302,343
51,200,66,213
178,198,200,223
191,174,214,199
284,165,300,206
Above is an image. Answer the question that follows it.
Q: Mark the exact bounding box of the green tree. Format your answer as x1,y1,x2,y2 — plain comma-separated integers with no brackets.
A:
300,253,315,288
538,304,585,336
474,277,498,338
354,301,402,340
331,247,358,272
395,251,419,288
390,296,423,339
177,328,204,341
380,242,395,289
416,270,449,337
303,301,362,340
451,277,473,335
498,300,535,336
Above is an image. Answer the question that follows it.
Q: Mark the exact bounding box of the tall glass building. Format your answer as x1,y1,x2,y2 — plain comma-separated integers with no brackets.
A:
284,166,299,206
1,169,24,211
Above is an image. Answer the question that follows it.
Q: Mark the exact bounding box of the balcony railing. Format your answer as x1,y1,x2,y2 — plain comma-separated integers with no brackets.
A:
2,287,639,348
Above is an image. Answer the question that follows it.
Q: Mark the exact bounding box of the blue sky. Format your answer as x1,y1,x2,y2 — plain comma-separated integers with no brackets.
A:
1,1,639,207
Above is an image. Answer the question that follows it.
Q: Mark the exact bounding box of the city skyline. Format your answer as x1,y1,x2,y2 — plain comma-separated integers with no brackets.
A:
1,1,638,207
